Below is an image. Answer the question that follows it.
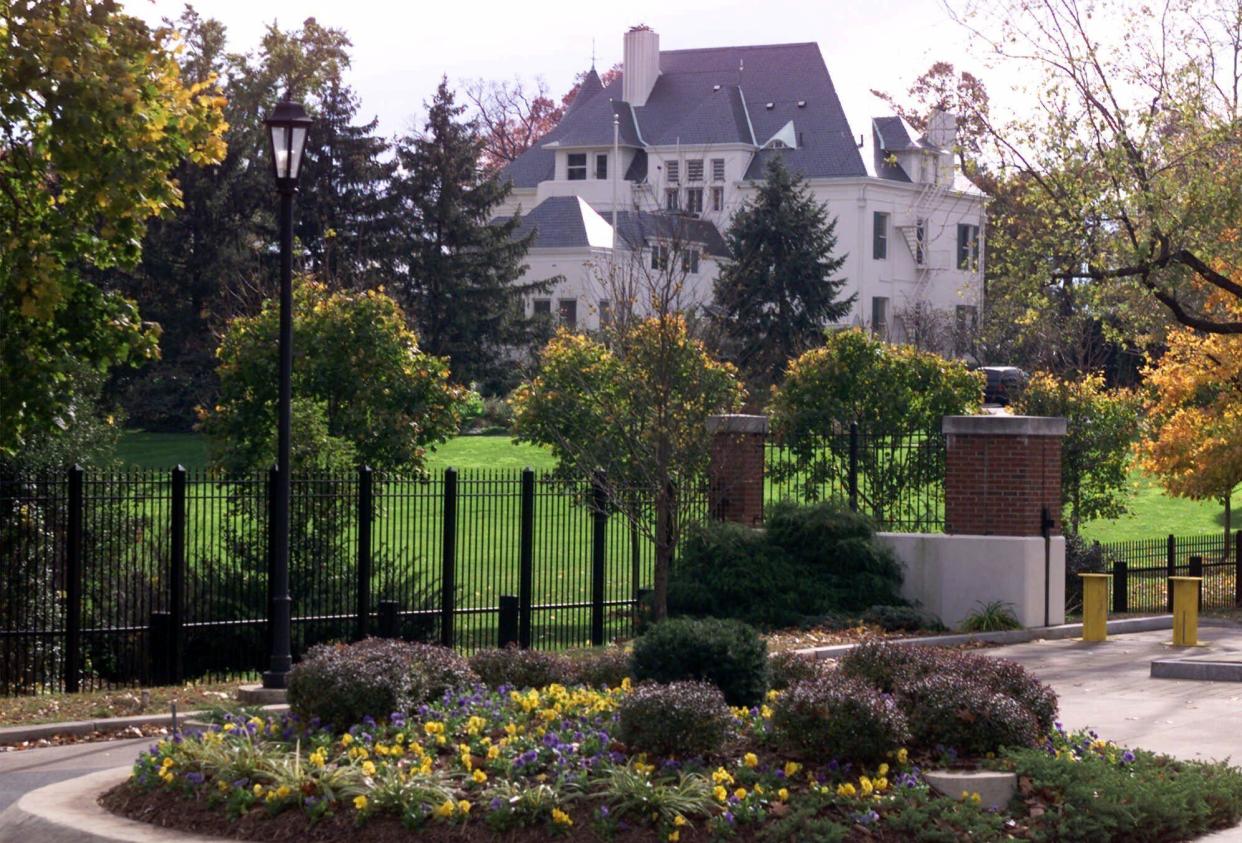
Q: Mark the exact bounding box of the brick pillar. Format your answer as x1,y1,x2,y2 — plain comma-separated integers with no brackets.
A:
706,414,768,527
943,415,1067,536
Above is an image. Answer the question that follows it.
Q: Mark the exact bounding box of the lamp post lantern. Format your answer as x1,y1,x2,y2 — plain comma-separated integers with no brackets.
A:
262,99,311,690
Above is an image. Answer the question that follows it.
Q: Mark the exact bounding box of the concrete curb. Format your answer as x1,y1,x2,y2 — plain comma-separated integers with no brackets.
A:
1152,655,1242,682
0,704,289,746
792,614,1235,660
0,766,224,842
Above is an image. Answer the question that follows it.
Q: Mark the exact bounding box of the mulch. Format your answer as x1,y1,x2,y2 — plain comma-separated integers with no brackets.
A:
101,781,910,842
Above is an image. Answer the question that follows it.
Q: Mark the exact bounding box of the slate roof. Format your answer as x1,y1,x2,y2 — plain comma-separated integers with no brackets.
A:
502,196,728,256
500,41,868,187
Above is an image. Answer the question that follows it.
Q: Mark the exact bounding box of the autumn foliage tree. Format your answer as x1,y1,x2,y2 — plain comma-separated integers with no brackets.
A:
1138,286,1242,546
0,0,227,455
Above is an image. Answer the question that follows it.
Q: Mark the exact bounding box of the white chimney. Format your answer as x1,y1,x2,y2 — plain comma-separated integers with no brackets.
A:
926,109,957,149
622,26,660,107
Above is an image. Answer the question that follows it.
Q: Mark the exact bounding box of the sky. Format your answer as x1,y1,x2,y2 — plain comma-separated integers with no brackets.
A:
120,0,1022,139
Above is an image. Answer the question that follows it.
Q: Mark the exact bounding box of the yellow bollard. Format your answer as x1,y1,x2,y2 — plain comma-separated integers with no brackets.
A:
1079,573,1111,642
1170,576,1202,646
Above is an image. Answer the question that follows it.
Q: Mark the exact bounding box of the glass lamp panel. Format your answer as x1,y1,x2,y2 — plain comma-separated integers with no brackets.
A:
288,126,308,179
270,125,291,178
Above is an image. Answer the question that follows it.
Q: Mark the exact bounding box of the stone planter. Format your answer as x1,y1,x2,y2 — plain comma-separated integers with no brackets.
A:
923,768,1017,810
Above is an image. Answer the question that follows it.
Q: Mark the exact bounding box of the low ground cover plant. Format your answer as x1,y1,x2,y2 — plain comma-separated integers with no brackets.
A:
108,640,1242,842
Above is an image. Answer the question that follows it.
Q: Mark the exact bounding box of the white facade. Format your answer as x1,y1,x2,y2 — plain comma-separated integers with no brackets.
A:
497,32,986,352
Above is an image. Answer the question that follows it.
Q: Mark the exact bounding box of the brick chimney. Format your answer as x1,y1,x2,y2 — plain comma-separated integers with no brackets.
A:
623,26,660,107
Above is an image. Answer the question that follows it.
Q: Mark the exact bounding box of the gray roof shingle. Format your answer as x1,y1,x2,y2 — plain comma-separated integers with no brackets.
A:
500,40,867,187
502,196,728,256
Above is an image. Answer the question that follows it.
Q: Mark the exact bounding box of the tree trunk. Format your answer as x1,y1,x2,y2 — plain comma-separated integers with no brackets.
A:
651,480,674,622
1225,493,1232,563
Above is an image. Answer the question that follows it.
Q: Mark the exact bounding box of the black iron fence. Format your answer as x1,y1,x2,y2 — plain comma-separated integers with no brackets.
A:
1,466,711,695
1094,531,1241,614
766,424,946,532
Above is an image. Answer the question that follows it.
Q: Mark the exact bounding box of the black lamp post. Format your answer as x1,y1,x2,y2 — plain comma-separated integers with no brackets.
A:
262,99,311,690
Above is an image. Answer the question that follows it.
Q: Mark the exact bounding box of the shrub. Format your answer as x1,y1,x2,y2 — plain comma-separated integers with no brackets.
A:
838,642,945,693
959,600,1022,632
616,681,732,756
406,643,478,703
468,646,574,690
631,618,769,706
668,521,802,627
1065,532,1109,613
771,673,910,763
899,673,1041,755
862,604,945,632
566,646,632,688
980,658,1059,733
288,639,416,728
767,650,826,690
667,502,905,628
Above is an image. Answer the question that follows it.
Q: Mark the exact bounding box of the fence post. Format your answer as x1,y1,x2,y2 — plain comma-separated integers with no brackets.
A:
170,465,186,683
498,596,519,648
65,465,83,694
518,468,534,649
1112,560,1128,614
1189,555,1204,610
148,611,173,685
377,600,400,639
1235,530,1241,608
591,474,607,647
848,422,859,513
356,466,373,641
440,468,457,648
1166,534,1176,613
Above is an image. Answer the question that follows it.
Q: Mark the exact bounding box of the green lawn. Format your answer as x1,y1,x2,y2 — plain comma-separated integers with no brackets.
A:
1077,470,1238,544
117,431,554,473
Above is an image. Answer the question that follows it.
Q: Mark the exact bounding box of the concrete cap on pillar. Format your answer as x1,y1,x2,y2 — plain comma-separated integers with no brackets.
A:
706,414,769,434
942,415,1067,436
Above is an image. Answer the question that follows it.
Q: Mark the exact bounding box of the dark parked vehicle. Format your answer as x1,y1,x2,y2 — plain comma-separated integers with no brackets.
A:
980,366,1029,405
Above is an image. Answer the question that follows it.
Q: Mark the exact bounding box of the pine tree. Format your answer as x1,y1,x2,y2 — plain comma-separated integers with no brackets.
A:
297,80,398,289
714,157,853,389
391,79,552,390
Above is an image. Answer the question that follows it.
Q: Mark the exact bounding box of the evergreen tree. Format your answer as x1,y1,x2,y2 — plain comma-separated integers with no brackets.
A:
391,79,553,391
297,79,398,289
714,157,853,389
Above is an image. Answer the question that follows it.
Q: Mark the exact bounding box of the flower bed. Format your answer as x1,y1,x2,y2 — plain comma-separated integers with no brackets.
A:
102,640,1242,842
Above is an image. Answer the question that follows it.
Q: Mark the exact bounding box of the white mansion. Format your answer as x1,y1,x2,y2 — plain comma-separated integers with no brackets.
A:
495,27,986,352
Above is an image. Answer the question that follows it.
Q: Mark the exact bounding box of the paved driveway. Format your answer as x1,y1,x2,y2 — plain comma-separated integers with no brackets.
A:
983,626,1242,763
0,737,148,813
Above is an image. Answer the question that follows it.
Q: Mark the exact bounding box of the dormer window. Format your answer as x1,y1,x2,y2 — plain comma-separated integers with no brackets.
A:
687,159,704,182
568,153,587,181
767,139,788,149
666,160,680,184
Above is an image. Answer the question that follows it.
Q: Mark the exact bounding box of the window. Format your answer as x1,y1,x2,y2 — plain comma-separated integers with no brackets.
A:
651,243,669,270
682,249,700,274
595,154,608,180
873,212,889,260
957,224,980,270
665,188,680,211
711,186,724,211
711,158,725,182
666,160,680,183
871,296,889,335
532,298,552,316
954,305,978,355
687,159,704,182
567,153,587,180
558,298,577,328
685,187,703,214
915,218,927,266
599,299,612,328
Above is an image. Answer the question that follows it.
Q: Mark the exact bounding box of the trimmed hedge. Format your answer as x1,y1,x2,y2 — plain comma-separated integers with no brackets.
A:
617,680,732,756
772,672,910,763
287,639,475,728
468,647,574,690
631,618,768,707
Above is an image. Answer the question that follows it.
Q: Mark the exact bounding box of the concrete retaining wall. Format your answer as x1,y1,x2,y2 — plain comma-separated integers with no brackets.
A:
877,532,1066,629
